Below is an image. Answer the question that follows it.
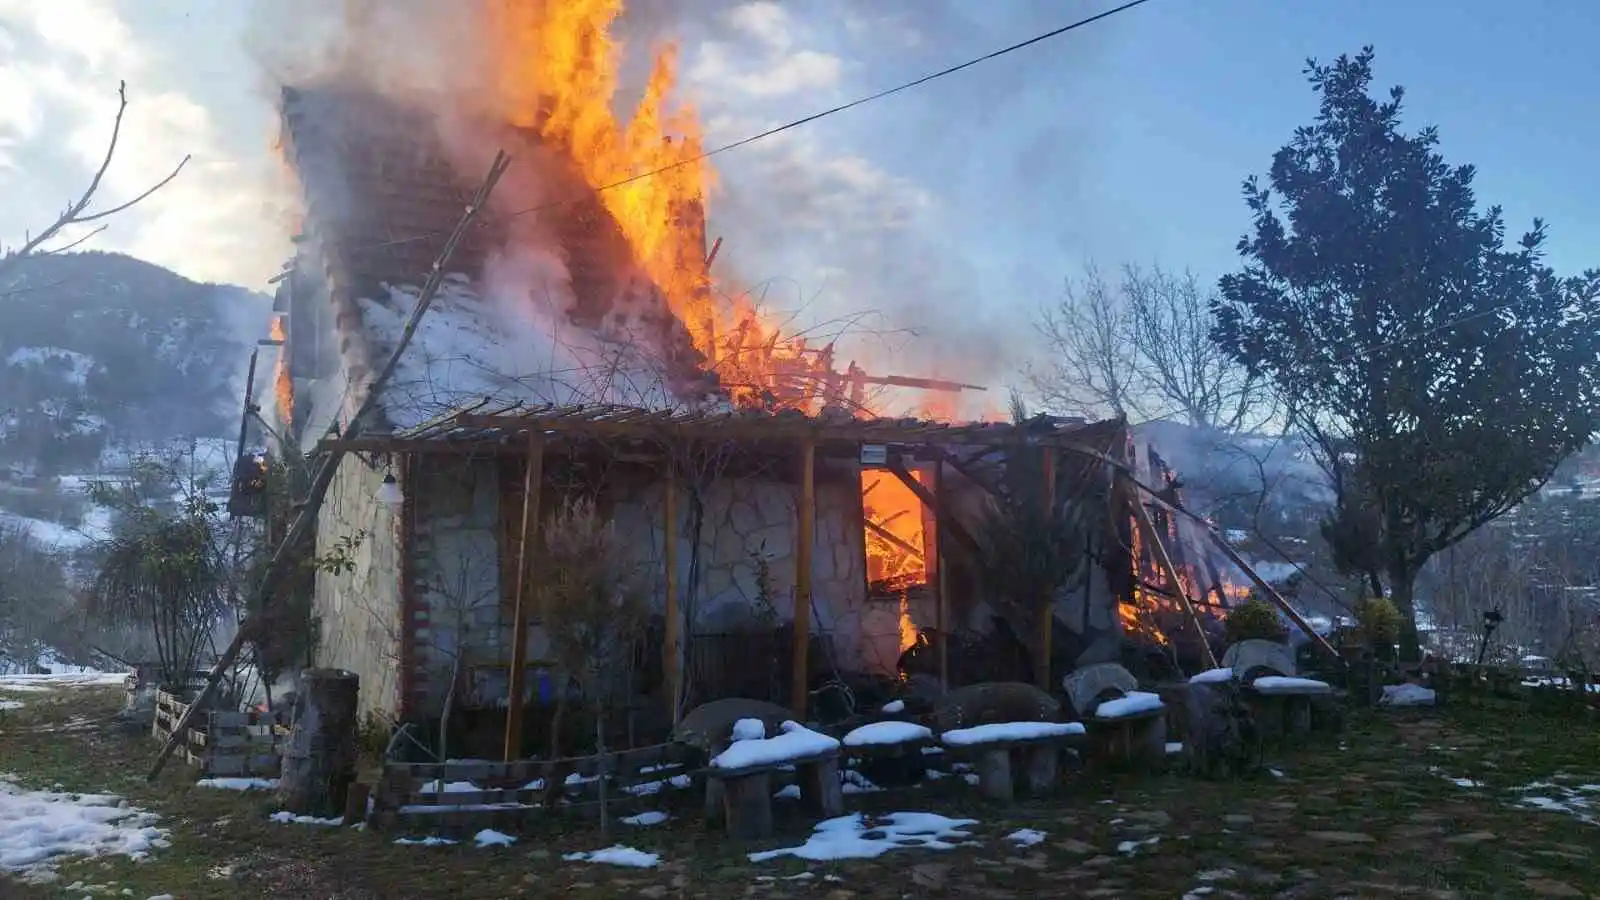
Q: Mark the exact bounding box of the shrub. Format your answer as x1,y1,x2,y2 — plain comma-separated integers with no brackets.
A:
1225,597,1289,646
1356,596,1402,648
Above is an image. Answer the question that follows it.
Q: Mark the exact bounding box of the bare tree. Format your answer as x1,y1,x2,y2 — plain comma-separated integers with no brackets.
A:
1029,261,1272,430
0,81,189,282
538,498,650,839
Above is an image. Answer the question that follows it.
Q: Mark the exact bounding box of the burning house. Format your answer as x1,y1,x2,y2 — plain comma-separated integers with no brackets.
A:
247,5,1278,748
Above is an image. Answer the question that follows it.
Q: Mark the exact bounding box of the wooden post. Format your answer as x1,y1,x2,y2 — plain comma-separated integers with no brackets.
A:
663,463,681,725
791,440,816,716
277,668,360,817
503,433,545,761
931,460,949,690
1036,448,1058,691
1122,475,1218,670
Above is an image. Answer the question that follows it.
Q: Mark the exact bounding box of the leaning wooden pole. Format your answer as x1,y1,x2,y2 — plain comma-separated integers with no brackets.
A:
790,439,817,716
503,432,545,760
1202,526,1343,665
1122,474,1218,670
147,151,512,781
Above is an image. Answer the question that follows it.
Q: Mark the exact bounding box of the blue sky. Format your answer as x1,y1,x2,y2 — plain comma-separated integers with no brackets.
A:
2,0,1595,392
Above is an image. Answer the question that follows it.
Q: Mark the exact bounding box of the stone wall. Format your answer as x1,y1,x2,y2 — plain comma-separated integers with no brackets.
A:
406,456,508,719
311,454,403,722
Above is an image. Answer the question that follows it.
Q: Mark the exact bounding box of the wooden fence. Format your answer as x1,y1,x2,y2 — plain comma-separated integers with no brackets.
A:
151,689,287,778
1432,664,1600,716
368,742,691,831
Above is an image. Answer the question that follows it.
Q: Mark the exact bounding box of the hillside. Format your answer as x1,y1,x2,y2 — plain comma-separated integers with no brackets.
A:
0,252,271,547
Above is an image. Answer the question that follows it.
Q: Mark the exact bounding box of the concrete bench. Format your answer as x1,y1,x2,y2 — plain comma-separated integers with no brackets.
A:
702,721,844,840
939,721,1086,801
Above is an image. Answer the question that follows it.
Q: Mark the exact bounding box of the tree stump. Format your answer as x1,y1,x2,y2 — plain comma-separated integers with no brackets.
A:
722,772,774,840
798,756,844,818
277,668,360,818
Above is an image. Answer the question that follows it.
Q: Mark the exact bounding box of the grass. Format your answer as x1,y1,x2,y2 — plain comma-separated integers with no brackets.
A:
1,683,1597,899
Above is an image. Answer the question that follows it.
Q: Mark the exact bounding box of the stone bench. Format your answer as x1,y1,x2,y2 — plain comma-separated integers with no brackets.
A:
841,720,933,788
701,721,844,840
1065,662,1168,772
1083,691,1168,771
1242,676,1334,744
939,721,1086,801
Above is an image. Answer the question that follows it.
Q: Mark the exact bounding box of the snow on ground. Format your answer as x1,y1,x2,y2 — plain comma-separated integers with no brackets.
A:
621,811,669,826
197,778,277,791
1380,683,1437,707
267,811,343,826
941,721,1085,746
748,812,977,862
1006,828,1047,847
562,845,662,868
711,721,840,769
474,829,516,847
1096,691,1165,719
1517,778,1599,826
0,776,168,877
0,672,126,690
0,700,23,711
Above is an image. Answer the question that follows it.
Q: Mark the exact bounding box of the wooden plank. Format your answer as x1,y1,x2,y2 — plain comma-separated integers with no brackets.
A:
504,432,545,761
884,458,982,561
792,439,816,716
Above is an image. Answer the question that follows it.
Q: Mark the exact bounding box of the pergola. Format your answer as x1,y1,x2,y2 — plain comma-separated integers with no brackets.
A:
320,401,1239,757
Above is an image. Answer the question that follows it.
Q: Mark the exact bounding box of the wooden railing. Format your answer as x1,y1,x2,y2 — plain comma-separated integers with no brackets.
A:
151,689,287,778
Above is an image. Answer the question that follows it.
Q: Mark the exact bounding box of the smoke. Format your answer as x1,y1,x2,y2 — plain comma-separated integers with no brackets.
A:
243,0,1124,418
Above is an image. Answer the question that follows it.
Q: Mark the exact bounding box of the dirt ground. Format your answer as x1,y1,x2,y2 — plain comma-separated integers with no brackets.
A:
1,682,1596,899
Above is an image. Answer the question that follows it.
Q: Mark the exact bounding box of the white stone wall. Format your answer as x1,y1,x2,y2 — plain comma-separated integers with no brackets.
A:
311,454,403,722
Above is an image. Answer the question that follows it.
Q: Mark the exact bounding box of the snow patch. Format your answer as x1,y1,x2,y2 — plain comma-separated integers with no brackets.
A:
1189,667,1235,684
562,845,662,867
1006,828,1047,847
621,811,669,826
1380,683,1436,707
749,812,977,862
0,776,168,876
843,721,932,747
1094,691,1165,719
940,721,1084,746
1251,676,1332,695
197,778,277,791
710,721,839,769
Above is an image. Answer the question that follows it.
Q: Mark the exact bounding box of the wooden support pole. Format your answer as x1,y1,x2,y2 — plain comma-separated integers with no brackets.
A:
885,459,983,561
931,460,949,691
663,463,681,725
1122,475,1218,670
503,433,545,761
791,440,816,716
1036,448,1058,690
147,150,512,782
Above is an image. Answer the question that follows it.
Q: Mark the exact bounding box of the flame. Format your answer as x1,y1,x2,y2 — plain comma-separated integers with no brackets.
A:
861,469,926,653
485,1,719,355
269,315,293,420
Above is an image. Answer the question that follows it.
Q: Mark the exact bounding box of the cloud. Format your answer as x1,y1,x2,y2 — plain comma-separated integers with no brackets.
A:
0,0,291,287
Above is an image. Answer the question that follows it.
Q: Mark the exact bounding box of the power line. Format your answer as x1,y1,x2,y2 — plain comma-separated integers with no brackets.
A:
362,0,1158,251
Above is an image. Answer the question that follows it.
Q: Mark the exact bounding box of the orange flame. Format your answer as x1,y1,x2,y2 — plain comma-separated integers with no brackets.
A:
269,315,292,419
861,469,925,653
485,0,719,355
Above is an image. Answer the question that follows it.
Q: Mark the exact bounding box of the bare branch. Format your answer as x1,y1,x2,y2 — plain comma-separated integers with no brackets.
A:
0,81,190,280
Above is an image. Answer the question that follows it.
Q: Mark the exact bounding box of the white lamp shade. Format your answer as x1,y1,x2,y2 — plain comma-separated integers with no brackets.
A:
375,474,404,508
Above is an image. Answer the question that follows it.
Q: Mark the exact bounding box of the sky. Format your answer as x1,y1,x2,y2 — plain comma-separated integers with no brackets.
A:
2,0,1596,393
